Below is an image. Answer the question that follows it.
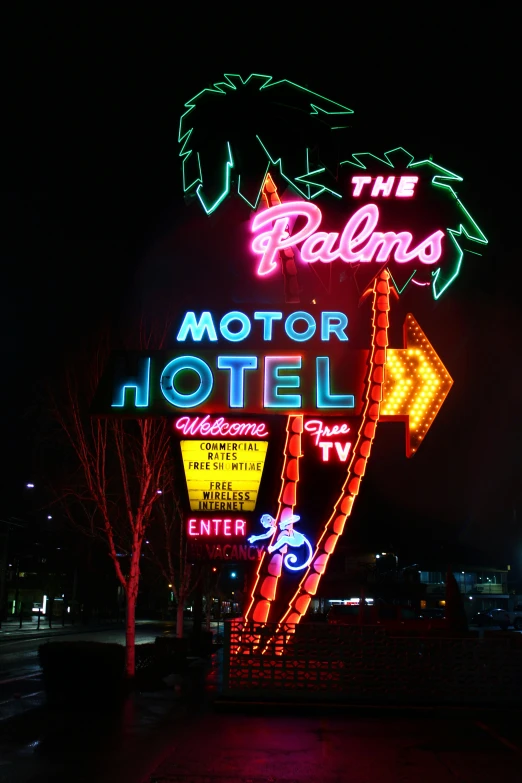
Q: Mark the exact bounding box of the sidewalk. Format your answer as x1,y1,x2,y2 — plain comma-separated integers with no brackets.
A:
0,618,177,644
2,644,521,783
0,618,222,644
0,618,221,635
0,620,124,642
0,650,218,783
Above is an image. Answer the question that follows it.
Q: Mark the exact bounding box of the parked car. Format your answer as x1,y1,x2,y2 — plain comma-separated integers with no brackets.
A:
327,605,369,625
419,608,445,620
508,605,522,631
470,609,511,630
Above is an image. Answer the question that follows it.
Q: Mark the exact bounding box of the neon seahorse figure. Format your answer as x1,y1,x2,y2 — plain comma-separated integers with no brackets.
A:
249,514,312,572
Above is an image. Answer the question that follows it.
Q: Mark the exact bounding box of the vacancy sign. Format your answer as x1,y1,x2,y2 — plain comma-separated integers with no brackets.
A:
180,440,268,512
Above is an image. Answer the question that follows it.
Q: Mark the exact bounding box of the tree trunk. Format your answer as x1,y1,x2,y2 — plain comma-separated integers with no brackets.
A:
125,591,136,678
191,587,203,635
205,593,211,631
176,600,184,638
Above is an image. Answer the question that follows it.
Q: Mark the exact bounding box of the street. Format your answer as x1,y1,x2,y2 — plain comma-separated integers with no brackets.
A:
0,621,179,723
0,621,176,681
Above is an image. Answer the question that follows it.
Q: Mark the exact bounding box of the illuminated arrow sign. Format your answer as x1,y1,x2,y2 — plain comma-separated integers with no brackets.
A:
381,313,453,456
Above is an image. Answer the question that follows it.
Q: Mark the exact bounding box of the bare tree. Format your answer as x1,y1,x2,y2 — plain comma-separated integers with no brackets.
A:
51,329,172,678
146,481,200,638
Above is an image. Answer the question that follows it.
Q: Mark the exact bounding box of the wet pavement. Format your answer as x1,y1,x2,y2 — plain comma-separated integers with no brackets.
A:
1,635,522,782
151,708,522,783
0,687,192,782
4,698,520,782
0,646,218,783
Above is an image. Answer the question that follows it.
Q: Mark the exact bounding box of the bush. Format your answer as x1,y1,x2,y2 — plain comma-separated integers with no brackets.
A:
134,637,189,690
39,641,126,704
154,635,189,659
189,629,214,657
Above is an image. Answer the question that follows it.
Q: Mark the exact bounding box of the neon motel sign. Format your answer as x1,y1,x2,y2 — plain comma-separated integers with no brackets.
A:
108,310,361,415
169,72,489,633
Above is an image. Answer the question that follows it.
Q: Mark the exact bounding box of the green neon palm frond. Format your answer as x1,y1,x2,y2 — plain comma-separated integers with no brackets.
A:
302,148,416,199
339,147,415,171
333,148,487,299
408,158,487,299
178,73,353,214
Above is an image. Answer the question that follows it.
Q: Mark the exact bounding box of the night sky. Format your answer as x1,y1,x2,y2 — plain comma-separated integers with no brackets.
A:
2,14,520,572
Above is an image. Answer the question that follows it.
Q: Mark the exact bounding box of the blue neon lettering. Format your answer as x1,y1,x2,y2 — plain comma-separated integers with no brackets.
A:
220,312,251,342
160,357,213,408
217,356,258,407
264,357,302,408
112,357,151,408
285,311,316,342
321,312,349,341
316,357,354,408
177,312,218,342
254,311,283,340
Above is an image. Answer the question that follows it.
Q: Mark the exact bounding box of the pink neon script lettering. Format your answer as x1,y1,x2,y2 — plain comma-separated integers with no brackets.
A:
338,204,380,262
251,201,443,272
305,418,351,446
175,415,268,438
251,202,321,275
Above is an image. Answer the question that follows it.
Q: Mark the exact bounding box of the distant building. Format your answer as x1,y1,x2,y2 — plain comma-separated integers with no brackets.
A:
308,550,425,615
418,565,509,616
306,548,510,620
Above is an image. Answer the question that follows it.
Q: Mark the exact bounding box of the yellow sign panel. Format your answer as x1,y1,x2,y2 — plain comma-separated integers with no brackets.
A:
180,440,268,512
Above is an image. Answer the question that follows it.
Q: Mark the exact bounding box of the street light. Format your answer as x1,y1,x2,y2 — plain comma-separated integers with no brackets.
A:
26,483,35,489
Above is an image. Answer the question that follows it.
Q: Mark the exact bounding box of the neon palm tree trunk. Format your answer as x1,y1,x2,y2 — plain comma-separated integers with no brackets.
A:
262,174,300,303
243,180,391,642
242,174,301,630
276,268,391,633
243,413,303,626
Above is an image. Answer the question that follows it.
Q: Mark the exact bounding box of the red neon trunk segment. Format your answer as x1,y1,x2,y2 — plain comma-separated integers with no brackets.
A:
242,180,389,647
261,173,301,303
242,411,303,632
242,174,302,635
271,269,391,642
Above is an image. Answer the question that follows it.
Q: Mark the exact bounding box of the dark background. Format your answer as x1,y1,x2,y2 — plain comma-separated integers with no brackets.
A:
2,12,520,573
